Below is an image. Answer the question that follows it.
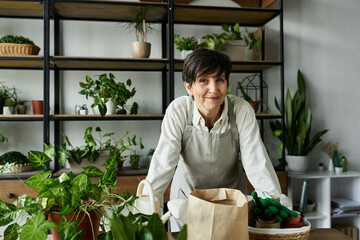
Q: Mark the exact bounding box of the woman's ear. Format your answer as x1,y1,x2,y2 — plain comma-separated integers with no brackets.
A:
184,82,193,96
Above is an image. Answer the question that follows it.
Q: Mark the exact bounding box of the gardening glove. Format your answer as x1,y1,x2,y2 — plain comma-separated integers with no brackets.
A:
252,190,298,223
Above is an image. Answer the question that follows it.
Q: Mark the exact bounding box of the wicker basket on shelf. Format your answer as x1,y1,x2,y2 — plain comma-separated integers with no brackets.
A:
0,43,40,55
0,163,33,174
248,219,311,240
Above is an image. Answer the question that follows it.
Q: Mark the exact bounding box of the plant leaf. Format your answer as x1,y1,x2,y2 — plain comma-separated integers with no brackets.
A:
176,224,188,240
82,166,104,177
25,171,52,189
28,151,52,170
4,223,20,240
146,214,168,240
110,213,136,240
20,212,57,240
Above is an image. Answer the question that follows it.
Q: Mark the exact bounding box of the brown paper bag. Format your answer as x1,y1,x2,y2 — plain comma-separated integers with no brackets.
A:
187,188,249,240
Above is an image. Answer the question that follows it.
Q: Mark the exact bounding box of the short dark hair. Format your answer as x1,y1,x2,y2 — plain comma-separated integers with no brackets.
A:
182,48,232,87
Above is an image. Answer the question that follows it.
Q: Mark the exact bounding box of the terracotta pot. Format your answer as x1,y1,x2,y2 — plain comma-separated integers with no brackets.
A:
249,101,260,113
49,210,102,240
32,100,43,114
131,41,151,58
16,104,27,114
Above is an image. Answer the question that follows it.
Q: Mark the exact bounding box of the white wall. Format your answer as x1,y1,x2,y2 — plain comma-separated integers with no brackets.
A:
1,0,360,171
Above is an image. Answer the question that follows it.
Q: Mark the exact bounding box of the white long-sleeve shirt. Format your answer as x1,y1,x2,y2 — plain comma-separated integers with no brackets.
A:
146,95,281,205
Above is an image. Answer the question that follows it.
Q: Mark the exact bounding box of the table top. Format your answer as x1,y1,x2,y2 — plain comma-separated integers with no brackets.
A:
309,228,352,240
0,228,351,240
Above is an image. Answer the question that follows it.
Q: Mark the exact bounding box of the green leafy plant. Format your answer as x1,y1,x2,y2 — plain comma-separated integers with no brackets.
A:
237,81,253,102
0,151,29,165
0,152,187,240
79,73,138,117
123,7,155,42
0,35,35,44
174,35,199,51
270,70,328,161
0,150,119,240
4,98,15,107
200,23,260,51
47,126,143,170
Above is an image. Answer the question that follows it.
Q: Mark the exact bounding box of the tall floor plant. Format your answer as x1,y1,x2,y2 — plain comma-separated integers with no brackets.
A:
270,69,328,168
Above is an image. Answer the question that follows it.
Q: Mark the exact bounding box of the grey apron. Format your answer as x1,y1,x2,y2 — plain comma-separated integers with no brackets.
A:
169,96,243,231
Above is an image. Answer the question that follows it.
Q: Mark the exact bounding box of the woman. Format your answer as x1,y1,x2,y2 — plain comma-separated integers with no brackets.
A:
146,48,283,231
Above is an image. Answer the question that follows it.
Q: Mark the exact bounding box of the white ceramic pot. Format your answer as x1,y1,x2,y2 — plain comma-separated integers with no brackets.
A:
106,100,116,115
3,106,15,115
286,155,308,173
181,50,192,59
221,40,247,61
131,41,151,58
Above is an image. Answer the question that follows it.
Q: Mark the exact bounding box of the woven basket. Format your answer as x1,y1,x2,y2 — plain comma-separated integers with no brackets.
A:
0,43,40,55
0,163,33,174
249,218,311,240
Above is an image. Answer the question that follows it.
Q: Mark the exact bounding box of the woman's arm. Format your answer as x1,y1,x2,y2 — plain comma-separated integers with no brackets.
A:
146,97,189,205
233,97,282,196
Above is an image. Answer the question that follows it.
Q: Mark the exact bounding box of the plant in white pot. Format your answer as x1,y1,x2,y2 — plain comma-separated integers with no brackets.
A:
174,34,199,59
200,23,259,61
79,73,138,117
125,7,155,58
270,69,329,172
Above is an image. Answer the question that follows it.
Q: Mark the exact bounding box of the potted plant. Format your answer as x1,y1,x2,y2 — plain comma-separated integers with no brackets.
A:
0,34,40,55
0,151,33,173
52,126,143,172
200,23,259,61
79,73,138,117
0,150,118,240
124,7,155,58
237,81,260,113
270,70,329,172
0,81,14,114
174,34,199,59
3,98,16,114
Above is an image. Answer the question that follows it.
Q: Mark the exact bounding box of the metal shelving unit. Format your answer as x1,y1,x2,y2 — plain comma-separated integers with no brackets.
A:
0,0,285,171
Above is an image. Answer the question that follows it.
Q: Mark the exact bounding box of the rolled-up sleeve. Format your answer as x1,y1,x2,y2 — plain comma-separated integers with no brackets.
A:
234,98,282,196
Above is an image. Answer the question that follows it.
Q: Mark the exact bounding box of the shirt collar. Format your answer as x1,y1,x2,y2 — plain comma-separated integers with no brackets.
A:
192,96,228,127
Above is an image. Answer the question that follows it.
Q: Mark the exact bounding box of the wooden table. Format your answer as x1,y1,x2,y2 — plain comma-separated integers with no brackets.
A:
0,228,352,240
309,228,352,240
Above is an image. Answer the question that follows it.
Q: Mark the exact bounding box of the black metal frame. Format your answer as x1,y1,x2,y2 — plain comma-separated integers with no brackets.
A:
0,0,285,171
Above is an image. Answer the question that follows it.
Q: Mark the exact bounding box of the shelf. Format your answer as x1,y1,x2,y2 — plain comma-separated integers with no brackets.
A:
0,0,44,18
52,0,167,21
332,213,360,218
51,56,168,70
173,5,280,25
255,113,281,119
0,170,43,180
304,211,327,220
0,56,44,69
0,114,43,121
288,170,360,179
174,59,281,72
51,114,164,121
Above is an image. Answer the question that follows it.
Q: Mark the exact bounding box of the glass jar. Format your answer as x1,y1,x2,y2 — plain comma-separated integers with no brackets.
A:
332,151,340,167
75,104,80,115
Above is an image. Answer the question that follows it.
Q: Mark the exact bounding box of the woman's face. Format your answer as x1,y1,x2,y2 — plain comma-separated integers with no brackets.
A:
184,71,227,116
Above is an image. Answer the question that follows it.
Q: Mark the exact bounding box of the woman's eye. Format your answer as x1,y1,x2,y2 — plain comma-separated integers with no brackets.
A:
217,78,225,82
199,78,207,83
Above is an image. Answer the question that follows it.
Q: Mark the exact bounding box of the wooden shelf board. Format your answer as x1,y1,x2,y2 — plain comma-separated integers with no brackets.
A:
255,113,281,119
0,114,43,121
173,5,280,25
175,59,281,71
0,0,43,18
52,56,168,70
53,1,167,21
51,114,164,120
0,55,44,69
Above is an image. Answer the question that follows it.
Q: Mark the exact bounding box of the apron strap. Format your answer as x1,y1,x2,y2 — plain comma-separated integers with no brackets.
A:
227,96,240,150
187,96,194,125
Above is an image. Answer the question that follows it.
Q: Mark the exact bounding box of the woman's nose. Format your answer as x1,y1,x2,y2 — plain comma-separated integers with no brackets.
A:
208,81,217,92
